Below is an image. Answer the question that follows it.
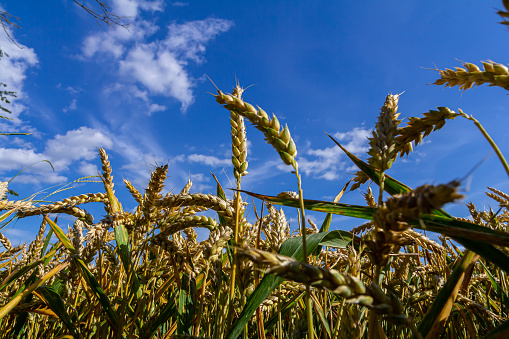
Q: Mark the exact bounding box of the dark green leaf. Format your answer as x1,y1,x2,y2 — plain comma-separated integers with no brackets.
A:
36,285,80,338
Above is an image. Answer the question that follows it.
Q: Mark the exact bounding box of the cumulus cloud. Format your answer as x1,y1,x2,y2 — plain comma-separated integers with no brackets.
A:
0,148,48,171
119,46,194,109
81,2,233,112
44,127,113,170
298,127,370,180
0,127,113,184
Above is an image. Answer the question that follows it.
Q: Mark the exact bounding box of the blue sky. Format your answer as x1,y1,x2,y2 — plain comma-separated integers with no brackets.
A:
1,0,508,243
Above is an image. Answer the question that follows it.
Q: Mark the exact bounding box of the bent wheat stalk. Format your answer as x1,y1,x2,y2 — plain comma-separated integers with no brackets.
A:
215,86,313,337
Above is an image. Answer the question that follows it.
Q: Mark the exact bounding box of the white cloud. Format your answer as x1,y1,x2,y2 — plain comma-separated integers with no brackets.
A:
119,45,194,110
3,227,37,245
0,19,38,124
164,19,234,64
44,127,113,170
14,172,68,185
333,127,371,153
189,172,213,191
148,103,167,115
298,127,370,180
81,5,233,112
82,20,159,58
0,148,48,171
187,154,230,167
112,0,164,17
77,161,99,176
0,127,113,184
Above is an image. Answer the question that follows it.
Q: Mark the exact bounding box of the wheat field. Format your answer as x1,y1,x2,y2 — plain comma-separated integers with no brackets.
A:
0,4,509,339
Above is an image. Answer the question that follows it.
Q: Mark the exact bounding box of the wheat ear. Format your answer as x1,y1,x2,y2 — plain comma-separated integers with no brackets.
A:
215,90,297,167
434,61,509,91
239,247,419,329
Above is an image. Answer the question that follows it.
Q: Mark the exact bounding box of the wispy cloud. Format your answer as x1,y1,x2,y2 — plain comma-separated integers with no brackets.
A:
81,2,233,112
0,14,38,127
187,154,230,167
298,127,370,180
172,2,188,7
63,98,78,113
111,0,164,17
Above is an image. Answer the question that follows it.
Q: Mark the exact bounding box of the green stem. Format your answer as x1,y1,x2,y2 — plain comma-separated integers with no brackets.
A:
369,166,386,339
459,110,509,179
226,183,242,333
294,166,313,338
278,285,283,339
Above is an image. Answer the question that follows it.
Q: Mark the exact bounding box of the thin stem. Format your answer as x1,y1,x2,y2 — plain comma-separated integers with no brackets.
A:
253,201,266,339
278,285,283,339
194,265,209,336
459,110,509,179
370,165,386,339
294,166,313,338
226,183,242,333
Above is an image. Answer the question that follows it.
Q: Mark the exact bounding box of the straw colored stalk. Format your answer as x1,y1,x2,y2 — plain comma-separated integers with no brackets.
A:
0,182,7,200
18,204,93,223
0,199,34,211
15,192,107,221
486,187,509,209
434,61,509,91
0,233,12,251
215,85,313,333
226,81,249,325
144,165,168,209
124,179,143,205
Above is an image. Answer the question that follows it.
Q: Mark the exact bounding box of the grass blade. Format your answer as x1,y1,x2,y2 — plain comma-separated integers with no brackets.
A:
0,245,61,291
0,258,70,320
139,293,177,339
44,215,120,331
35,285,81,338
416,251,478,338
326,133,411,195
